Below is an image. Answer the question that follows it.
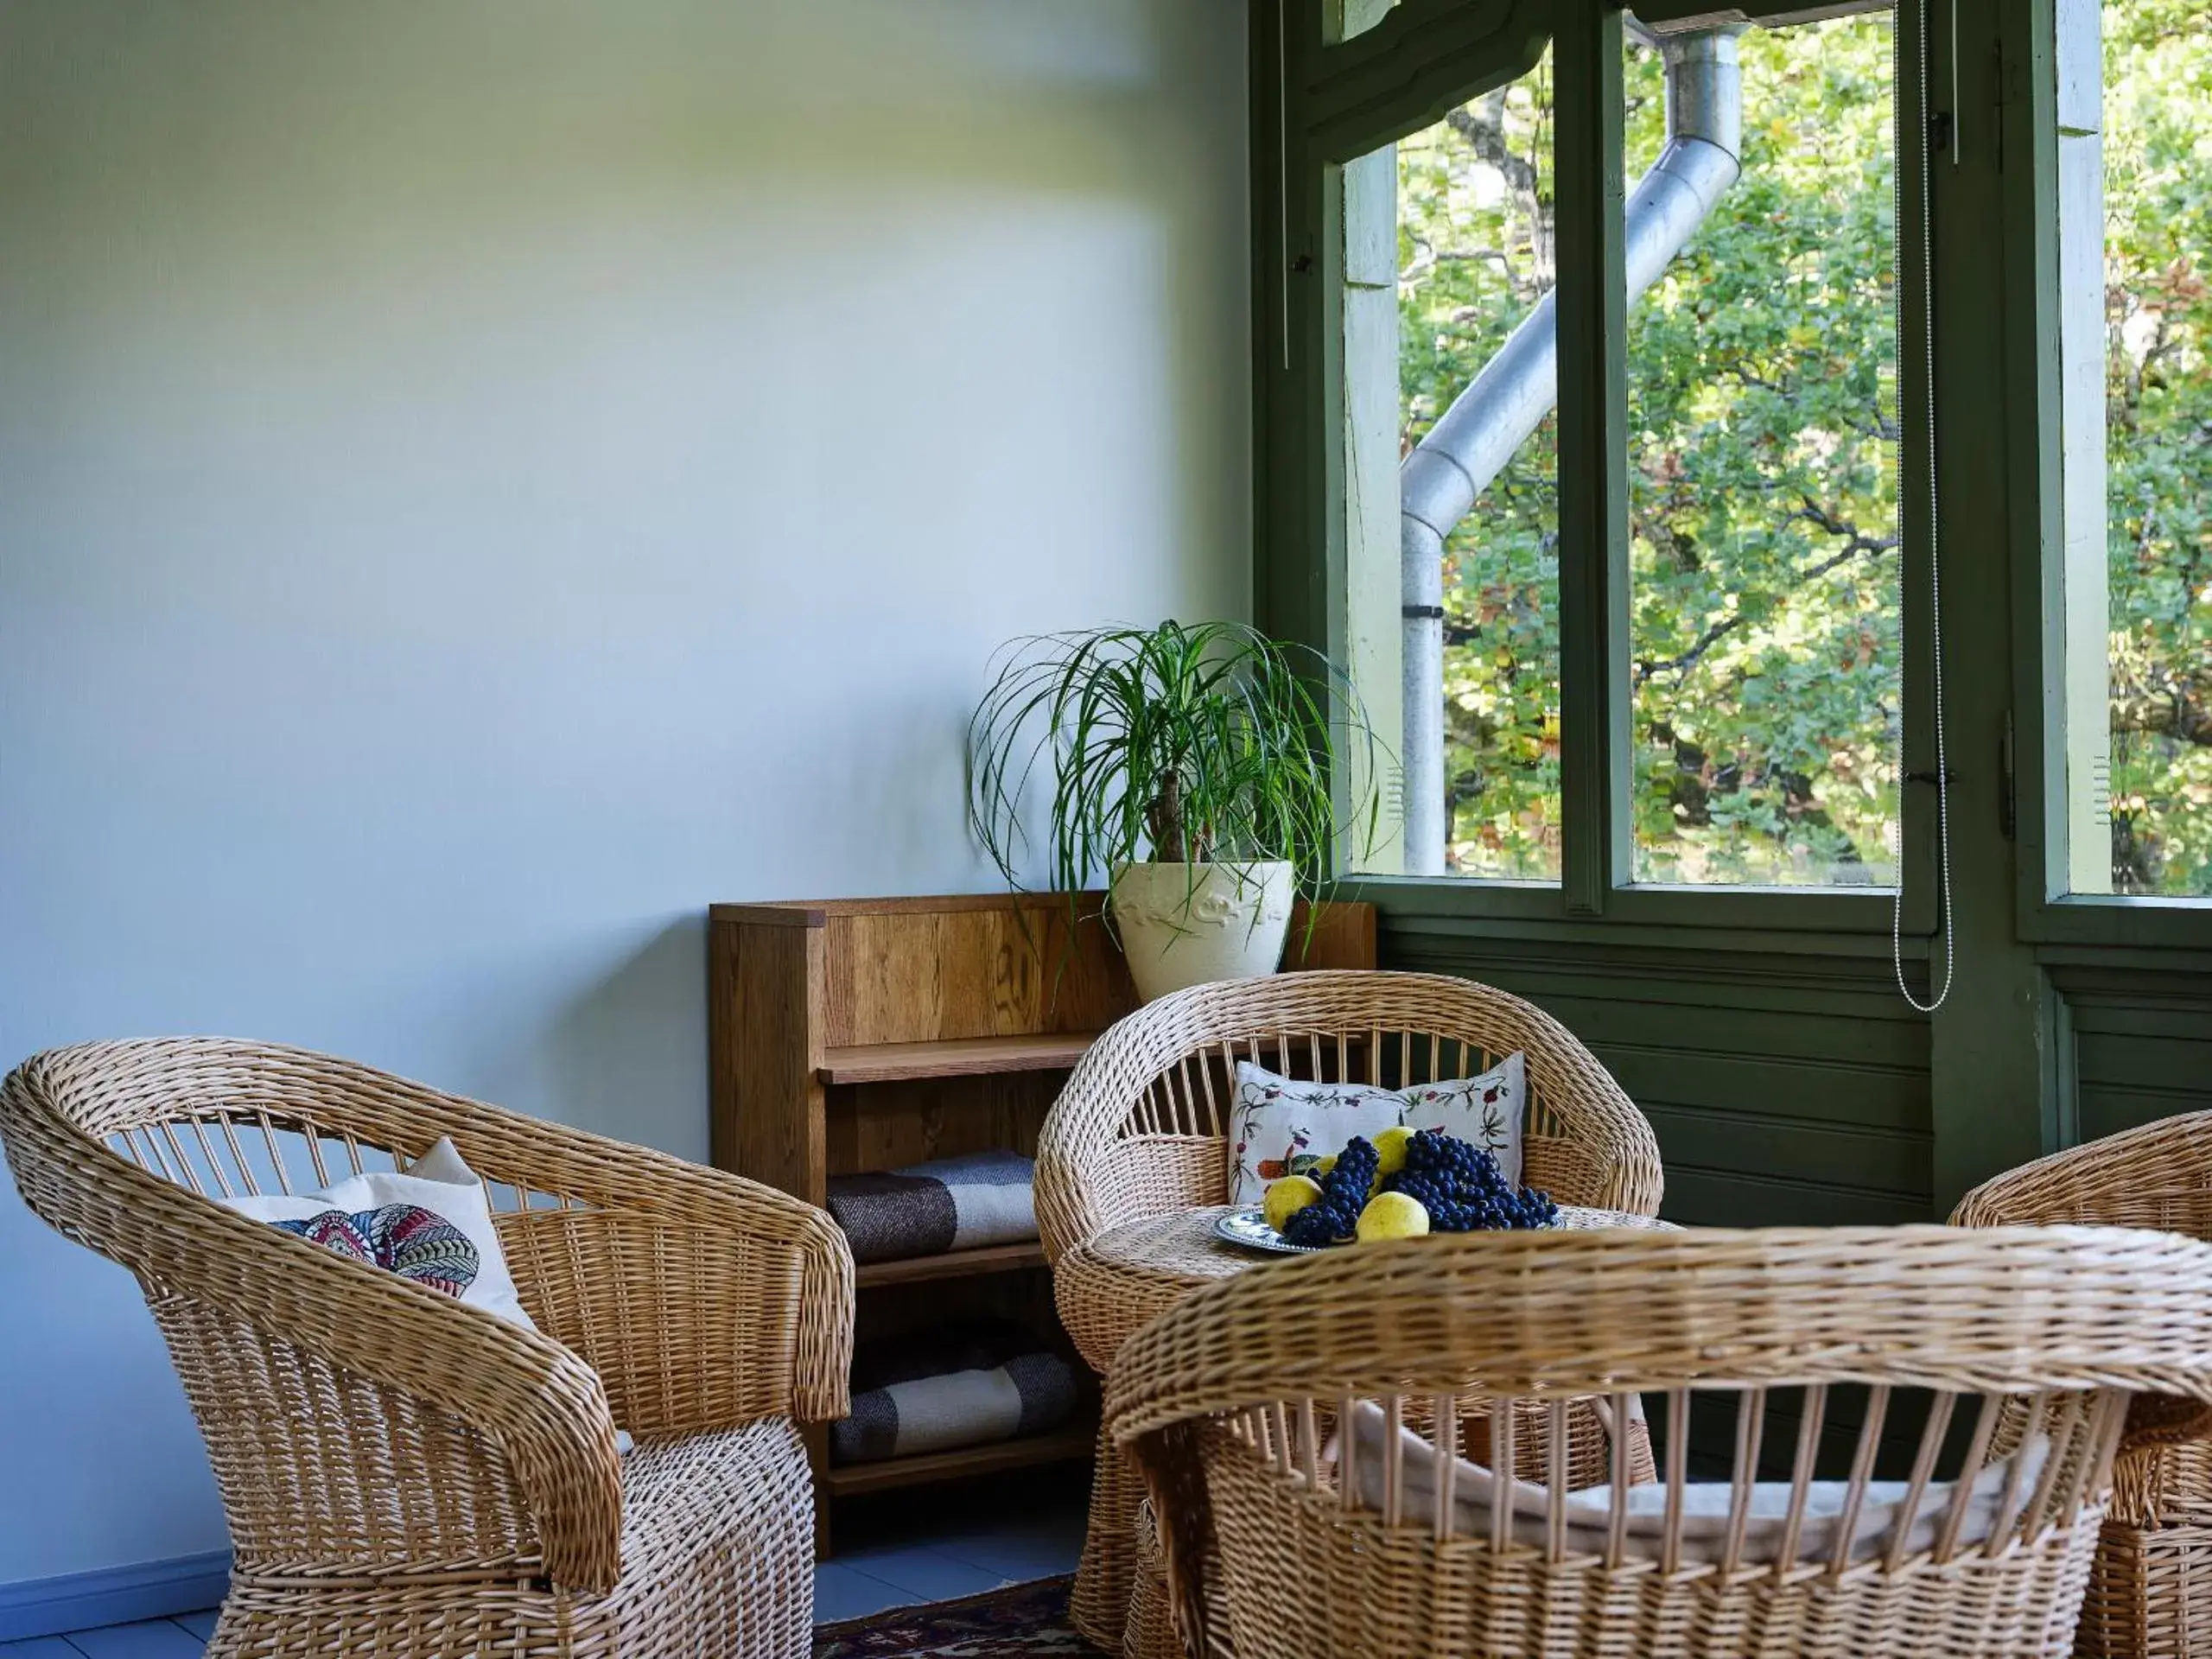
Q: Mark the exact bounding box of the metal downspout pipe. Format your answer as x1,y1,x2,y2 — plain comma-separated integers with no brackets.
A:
1396,28,1745,873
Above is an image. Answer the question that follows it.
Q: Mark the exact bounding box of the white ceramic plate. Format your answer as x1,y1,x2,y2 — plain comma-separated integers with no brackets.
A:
1213,1205,1332,1254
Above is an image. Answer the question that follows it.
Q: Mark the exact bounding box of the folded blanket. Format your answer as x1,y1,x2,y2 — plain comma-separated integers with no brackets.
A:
825,1150,1037,1264
849,1319,1038,1393
830,1322,1080,1465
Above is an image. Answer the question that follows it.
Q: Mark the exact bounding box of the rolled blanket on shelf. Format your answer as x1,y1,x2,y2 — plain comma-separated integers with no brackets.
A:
830,1322,1081,1466
824,1149,1037,1264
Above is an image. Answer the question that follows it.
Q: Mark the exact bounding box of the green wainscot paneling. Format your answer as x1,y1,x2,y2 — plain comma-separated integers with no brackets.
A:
2051,967,2212,1145
1385,924,1936,1226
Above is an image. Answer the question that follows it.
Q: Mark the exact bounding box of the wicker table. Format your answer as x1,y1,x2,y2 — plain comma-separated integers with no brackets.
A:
1057,1204,1677,1654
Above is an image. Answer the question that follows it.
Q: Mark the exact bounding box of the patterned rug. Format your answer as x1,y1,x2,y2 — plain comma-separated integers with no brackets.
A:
812,1576,1103,1657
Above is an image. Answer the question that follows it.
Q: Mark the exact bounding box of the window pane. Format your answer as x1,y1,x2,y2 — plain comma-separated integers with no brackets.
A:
2056,0,2212,896
1339,54,1563,880
1624,15,1901,887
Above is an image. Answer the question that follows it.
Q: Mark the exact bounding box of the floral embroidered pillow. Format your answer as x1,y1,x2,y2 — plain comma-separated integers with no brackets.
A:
1226,1055,1527,1207
219,1135,537,1331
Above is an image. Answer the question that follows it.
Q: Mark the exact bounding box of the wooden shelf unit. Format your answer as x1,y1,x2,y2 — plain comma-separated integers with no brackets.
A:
707,890,1376,1544
819,1420,1102,1498
817,1031,1102,1085
852,1240,1048,1288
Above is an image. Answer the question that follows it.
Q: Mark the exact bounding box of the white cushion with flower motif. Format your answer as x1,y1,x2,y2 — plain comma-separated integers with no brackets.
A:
1225,1055,1526,1206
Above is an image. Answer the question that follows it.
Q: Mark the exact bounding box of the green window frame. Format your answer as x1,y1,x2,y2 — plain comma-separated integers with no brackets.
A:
1254,0,2212,962
2004,0,2212,949
1257,0,1938,948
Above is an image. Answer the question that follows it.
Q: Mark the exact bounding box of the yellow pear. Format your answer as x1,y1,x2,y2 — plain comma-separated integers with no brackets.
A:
1357,1191,1430,1243
1264,1175,1325,1231
1372,1126,1414,1176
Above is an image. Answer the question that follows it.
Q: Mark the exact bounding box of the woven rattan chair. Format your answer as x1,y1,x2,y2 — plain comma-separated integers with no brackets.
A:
1036,969,1664,1648
1953,1112,2212,1658
1105,1224,2212,1659
0,1039,854,1659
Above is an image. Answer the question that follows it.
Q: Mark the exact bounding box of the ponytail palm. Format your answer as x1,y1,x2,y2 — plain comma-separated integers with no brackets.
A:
967,621,1383,912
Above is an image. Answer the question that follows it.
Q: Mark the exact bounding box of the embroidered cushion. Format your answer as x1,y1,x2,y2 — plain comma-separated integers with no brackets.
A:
1226,1056,1526,1207
219,1135,537,1331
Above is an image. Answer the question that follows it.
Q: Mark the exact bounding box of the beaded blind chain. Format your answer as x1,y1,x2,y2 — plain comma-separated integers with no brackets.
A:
1890,0,1957,1014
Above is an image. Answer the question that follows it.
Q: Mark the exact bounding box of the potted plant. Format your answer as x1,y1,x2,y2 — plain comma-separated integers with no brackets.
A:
968,620,1382,1001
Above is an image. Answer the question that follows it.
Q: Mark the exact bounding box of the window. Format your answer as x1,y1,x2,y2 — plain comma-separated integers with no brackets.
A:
1338,52,1562,881
2054,0,2212,899
1334,11,1904,892
1624,14,1902,887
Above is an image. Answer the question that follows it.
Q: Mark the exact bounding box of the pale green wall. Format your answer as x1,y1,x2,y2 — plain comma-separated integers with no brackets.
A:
0,0,1249,1587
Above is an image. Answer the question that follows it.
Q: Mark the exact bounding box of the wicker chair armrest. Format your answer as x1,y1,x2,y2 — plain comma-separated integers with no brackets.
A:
104,1043,857,1425
494,1149,855,1431
232,1248,625,1594
1950,1109,2212,1233
257,1092,859,1428
1037,1129,1164,1264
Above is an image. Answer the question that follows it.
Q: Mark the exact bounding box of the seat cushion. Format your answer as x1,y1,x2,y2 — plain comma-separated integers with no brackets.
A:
1346,1401,2051,1567
586,1417,815,1655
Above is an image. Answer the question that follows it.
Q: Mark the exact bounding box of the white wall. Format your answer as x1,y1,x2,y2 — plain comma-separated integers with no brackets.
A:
0,0,1248,1586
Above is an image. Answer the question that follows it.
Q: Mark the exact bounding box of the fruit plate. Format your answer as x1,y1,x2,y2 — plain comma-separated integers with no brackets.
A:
1213,1205,1330,1255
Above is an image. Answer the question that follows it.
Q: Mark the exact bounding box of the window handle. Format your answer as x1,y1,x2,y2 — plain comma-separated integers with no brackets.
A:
1999,715,2017,842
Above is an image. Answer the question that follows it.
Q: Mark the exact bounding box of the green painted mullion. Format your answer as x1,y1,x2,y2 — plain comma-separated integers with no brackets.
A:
1551,0,1628,917
1922,0,2060,1202
1254,0,1330,654
1999,0,2065,941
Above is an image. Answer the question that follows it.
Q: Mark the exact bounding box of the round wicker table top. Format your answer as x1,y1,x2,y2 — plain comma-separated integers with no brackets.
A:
1097,1203,1673,1284
1056,1204,1677,1374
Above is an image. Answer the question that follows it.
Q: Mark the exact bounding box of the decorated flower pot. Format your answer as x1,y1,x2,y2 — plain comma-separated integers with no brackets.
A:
1108,860,1294,1002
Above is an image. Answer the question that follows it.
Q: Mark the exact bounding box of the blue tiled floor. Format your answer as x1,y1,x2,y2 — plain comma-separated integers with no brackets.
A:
47,1625,207,1659
3,1498,1087,1656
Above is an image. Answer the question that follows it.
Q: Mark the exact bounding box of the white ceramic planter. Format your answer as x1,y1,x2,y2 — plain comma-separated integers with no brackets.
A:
1109,860,1294,1002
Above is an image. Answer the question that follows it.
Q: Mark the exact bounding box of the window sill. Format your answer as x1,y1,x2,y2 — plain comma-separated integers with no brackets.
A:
1338,874,1928,957
2020,893,2212,953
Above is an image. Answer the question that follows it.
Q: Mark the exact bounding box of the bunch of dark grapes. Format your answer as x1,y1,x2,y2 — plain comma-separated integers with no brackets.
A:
1281,1135,1381,1247
1382,1129,1558,1232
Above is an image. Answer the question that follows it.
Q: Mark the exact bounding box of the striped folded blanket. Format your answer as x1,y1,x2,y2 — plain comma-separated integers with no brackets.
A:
830,1324,1081,1466
824,1150,1037,1264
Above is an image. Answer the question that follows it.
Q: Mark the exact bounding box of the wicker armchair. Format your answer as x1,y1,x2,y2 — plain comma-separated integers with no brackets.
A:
1953,1111,2212,1658
1106,1224,2212,1659
0,1039,854,1659
1036,969,1664,1647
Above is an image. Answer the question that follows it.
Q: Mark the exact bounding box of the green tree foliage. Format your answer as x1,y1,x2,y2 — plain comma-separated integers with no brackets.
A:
1396,7,2210,892
2103,0,2212,893
1622,22,1898,886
